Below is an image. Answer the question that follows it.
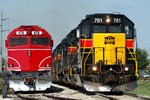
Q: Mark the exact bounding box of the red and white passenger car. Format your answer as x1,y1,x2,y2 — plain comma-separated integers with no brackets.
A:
5,25,53,91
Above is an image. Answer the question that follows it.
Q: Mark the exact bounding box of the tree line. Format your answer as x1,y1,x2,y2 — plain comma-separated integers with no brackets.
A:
137,48,150,70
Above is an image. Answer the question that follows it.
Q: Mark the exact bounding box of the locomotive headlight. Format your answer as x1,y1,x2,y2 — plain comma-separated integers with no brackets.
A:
92,66,97,71
124,66,129,71
9,64,13,68
106,18,111,23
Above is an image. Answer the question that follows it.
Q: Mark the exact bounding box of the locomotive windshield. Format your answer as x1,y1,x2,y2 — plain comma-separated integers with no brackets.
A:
31,37,49,45
93,25,121,33
93,25,106,33
108,25,121,33
9,37,28,46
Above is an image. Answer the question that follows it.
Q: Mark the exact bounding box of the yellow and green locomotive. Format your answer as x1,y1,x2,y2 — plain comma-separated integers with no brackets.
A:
52,13,137,92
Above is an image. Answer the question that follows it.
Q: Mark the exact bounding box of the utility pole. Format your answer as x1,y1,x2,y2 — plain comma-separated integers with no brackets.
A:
0,12,9,72
0,12,2,72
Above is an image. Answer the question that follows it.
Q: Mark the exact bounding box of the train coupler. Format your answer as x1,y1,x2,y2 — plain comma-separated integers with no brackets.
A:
24,77,35,85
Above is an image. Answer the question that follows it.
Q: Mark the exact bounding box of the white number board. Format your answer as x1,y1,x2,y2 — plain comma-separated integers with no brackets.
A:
32,31,42,35
16,31,27,35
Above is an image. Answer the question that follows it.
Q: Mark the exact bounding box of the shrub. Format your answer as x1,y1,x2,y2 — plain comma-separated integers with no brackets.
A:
137,75,144,80
143,77,149,81
0,78,2,92
137,75,150,81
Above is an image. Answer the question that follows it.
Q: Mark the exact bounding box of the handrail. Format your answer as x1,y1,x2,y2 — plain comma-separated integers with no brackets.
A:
56,62,58,75
127,48,138,75
133,41,138,75
67,43,72,76
80,34,87,76
83,48,93,76
69,51,78,76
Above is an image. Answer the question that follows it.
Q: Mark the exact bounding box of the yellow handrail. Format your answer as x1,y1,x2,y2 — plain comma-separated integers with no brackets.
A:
83,48,92,76
69,49,77,76
68,43,72,76
56,62,58,75
127,48,138,75
80,34,87,76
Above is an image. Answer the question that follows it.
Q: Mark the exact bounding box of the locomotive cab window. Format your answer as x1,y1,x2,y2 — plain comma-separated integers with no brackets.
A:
31,37,49,46
93,25,106,33
108,25,121,33
81,24,90,38
125,26,133,38
93,25,121,33
9,37,28,46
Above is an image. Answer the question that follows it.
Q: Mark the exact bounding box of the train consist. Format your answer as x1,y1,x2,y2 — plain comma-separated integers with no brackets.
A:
5,26,53,91
52,13,137,92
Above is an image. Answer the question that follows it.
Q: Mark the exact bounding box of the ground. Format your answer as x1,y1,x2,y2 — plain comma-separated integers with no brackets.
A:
0,78,150,99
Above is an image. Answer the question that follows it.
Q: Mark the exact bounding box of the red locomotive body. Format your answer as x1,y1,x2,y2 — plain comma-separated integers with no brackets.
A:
5,26,53,91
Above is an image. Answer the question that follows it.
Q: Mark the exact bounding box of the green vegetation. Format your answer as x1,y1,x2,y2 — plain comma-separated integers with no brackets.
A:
0,78,2,93
137,48,150,70
137,75,150,81
0,72,1,93
128,80,150,96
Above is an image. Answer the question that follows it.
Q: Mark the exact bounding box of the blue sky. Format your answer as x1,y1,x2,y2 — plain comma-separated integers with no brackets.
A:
0,0,150,56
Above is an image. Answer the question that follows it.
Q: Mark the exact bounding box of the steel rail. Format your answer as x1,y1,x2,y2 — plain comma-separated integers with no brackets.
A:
17,94,40,100
43,94,80,100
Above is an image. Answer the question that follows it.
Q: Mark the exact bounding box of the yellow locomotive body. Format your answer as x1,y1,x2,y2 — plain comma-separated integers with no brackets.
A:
93,33,125,65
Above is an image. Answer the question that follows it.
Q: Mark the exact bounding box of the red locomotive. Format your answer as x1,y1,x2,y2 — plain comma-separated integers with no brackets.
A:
5,25,53,91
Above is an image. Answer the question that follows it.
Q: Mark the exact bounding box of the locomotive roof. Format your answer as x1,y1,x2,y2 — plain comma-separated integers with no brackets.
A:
7,25,51,38
86,13,125,17
18,25,40,30
79,13,134,25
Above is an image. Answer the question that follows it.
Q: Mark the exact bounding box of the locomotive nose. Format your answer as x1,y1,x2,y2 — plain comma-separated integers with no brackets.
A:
24,77,35,85
93,33,125,65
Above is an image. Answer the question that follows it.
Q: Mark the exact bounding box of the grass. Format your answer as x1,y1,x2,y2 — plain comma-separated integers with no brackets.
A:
0,72,2,93
127,80,150,97
0,78,2,93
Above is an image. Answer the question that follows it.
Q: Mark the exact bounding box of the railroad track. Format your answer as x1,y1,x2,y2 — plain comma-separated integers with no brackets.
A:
17,94,47,100
124,92,150,100
17,94,80,100
96,92,150,100
6,83,150,100
16,93,114,100
43,94,80,100
52,83,150,100
16,92,149,100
